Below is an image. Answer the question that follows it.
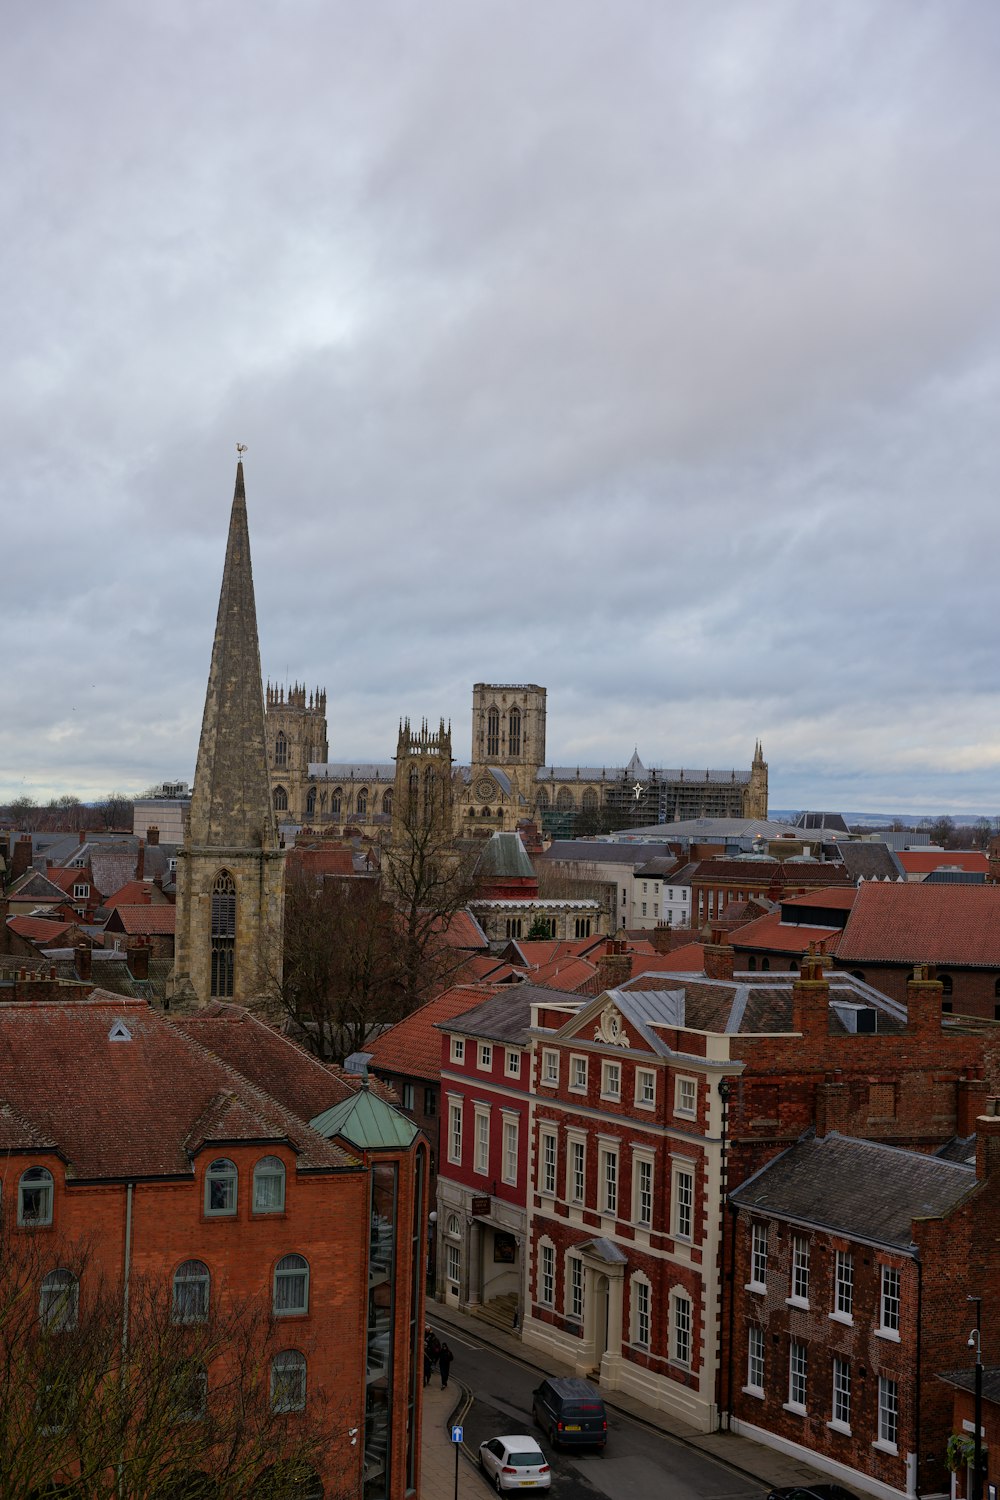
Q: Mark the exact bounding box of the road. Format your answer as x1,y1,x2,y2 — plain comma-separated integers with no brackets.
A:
428,1317,764,1500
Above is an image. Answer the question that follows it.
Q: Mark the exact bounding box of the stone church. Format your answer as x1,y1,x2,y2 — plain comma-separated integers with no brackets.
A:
265,680,768,840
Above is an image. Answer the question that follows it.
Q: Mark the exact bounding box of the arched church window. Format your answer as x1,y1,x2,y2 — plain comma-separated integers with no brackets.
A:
409,766,419,806
556,787,575,812
306,786,317,818
424,767,437,817
508,706,521,757
357,788,368,817
331,787,342,818
382,788,393,817
273,786,288,812
210,871,236,999
536,789,550,811
275,732,287,769
486,707,500,759
582,787,598,812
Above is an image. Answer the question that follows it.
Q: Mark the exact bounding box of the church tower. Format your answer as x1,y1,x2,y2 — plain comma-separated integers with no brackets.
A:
169,459,285,1007
393,717,454,842
266,681,329,824
745,740,769,820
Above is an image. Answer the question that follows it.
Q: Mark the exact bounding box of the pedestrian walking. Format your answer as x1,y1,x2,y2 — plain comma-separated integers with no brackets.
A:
438,1341,453,1390
423,1350,432,1387
426,1330,441,1370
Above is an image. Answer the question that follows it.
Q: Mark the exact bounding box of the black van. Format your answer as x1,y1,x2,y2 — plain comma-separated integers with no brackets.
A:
531,1376,608,1451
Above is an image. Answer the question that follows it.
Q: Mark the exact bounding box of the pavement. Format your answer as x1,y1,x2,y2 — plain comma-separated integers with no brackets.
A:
421,1300,864,1499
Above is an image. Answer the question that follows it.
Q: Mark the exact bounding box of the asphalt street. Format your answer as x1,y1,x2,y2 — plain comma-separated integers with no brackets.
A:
428,1316,764,1500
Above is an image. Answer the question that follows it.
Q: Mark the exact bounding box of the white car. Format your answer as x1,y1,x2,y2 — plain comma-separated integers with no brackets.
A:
478,1434,551,1491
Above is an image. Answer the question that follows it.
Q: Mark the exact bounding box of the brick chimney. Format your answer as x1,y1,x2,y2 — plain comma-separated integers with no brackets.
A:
79,829,87,845
130,940,150,980
11,834,33,881
907,963,943,1039
136,839,145,881
976,1097,1000,1181
74,943,92,983
988,837,1000,886
703,927,735,982
959,1066,989,1135
650,922,673,955
595,939,633,991
147,825,160,846
792,945,831,1035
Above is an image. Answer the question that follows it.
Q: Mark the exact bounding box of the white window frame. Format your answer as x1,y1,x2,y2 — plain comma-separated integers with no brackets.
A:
632,1277,651,1349
878,1264,901,1339
569,1054,588,1093
450,1036,465,1064
675,1075,697,1118
745,1324,765,1396
539,1242,555,1307
540,1129,557,1197
787,1339,807,1413
568,1137,586,1205
447,1099,463,1165
502,1114,518,1186
541,1049,559,1087
831,1357,851,1433
505,1048,521,1078
601,1060,621,1101
672,1161,695,1243
446,1241,460,1285
635,1068,656,1110
273,1253,309,1316
633,1154,653,1228
789,1234,810,1306
478,1042,493,1071
252,1156,286,1214
832,1249,854,1322
474,1106,490,1175
204,1157,238,1217
600,1144,618,1217
876,1375,899,1452
567,1253,584,1323
671,1290,692,1367
749,1222,768,1291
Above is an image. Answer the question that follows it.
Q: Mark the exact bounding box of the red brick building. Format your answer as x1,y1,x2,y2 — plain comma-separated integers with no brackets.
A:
0,983,427,1500
728,1118,1000,1500
690,858,852,927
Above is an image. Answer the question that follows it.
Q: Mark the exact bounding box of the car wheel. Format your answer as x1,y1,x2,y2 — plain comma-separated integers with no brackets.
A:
478,1453,485,1473
495,1474,503,1495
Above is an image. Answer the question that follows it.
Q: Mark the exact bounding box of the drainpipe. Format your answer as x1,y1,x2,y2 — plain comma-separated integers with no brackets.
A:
914,1253,923,1500
717,1077,733,1431
118,1181,134,1499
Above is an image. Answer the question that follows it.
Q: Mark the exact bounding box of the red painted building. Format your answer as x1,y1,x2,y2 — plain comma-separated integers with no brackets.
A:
0,978,427,1500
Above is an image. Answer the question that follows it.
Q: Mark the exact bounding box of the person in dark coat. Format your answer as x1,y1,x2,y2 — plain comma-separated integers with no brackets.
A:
438,1341,453,1389
426,1330,441,1369
423,1350,432,1386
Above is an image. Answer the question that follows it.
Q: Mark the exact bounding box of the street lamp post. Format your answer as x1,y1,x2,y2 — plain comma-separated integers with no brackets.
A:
969,1295,984,1500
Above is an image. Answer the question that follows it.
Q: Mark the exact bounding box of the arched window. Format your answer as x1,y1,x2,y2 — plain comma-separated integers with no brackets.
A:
273,1254,309,1315
331,787,343,818
382,788,393,817
789,960,798,972
940,973,953,996
582,787,598,812
747,955,757,971
270,1350,307,1412
556,787,575,812
305,786,317,819
273,785,288,812
172,1260,210,1323
446,1213,461,1237
210,871,236,999
204,1157,238,1216
274,732,287,768
357,788,368,817
486,707,500,759
253,1157,286,1213
19,1166,54,1226
40,1269,79,1331
508,707,521,758
536,789,550,811
760,957,770,971
851,969,866,982
408,766,419,804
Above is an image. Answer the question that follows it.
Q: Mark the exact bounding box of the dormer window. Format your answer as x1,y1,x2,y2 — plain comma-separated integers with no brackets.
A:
72,883,90,901
19,1166,54,1226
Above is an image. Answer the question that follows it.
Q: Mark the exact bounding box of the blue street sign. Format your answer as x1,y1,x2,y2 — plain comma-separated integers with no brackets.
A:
451,1425,463,1444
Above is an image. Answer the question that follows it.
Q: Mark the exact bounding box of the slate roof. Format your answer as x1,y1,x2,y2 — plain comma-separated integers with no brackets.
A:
8,869,70,904
837,883,1000,967
0,992,357,1180
366,984,503,1080
938,1368,1000,1403
89,851,138,899
440,988,533,1045
310,763,395,781
835,842,904,881
610,972,909,1035
542,841,678,867
730,1132,976,1247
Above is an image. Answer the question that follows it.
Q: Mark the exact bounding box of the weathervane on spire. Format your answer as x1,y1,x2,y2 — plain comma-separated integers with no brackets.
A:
236,443,248,459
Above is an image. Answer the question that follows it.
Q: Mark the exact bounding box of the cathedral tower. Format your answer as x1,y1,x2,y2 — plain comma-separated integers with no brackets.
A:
169,460,285,1006
393,717,454,842
745,740,769,820
266,681,329,824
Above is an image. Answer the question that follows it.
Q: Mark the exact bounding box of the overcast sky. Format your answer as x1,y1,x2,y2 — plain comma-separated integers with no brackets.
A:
4,2,1000,816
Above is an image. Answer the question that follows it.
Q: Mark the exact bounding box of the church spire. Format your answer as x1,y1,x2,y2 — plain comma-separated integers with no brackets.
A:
187,460,278,851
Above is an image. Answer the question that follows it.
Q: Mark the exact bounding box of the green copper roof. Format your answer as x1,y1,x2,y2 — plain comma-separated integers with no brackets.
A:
310,1085,418,1151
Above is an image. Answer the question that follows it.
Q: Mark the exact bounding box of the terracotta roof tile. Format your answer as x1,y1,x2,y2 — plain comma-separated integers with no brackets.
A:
897,850,988,876
7,916,77,943
730,910,844,955
837,883,1000,967
366,985,501,1080
104,906,176,935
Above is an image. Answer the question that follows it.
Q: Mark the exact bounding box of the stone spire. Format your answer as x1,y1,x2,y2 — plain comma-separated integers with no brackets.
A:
188,461,278,851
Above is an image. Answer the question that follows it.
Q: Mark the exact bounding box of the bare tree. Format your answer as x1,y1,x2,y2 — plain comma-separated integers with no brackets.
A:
95,792,134,832
0,1228,348,1499
3,794,37,830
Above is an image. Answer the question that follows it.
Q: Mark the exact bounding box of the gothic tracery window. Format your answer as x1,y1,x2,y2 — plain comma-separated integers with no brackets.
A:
275,731,287,768
210,871,236,998
306,786,317,818
273,785,288,812
357,788,368,817
486,707,500,759
382,788,393,817
508,706,521,757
